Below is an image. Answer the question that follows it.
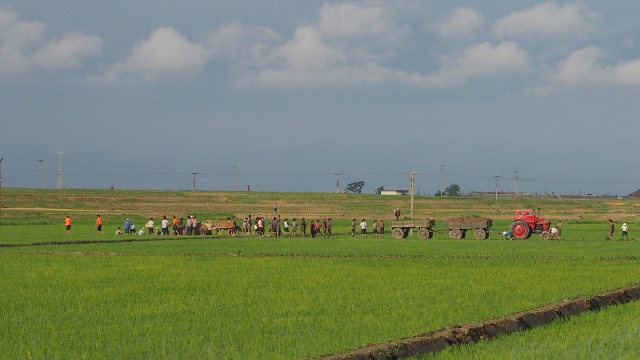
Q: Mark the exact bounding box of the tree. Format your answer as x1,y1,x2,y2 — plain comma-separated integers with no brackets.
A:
445,184,461,197
346,181,365,194
376,186,384,194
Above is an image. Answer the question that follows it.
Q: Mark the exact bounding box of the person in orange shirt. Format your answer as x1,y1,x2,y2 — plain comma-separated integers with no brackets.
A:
172,216,179,235
96,214,103,234
65,216,72,234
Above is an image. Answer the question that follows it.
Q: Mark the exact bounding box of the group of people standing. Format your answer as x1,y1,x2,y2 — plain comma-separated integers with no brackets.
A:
351,219,385,238
242,215,332,238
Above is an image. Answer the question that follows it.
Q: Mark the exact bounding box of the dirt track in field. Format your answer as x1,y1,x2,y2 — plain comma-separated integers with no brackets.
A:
318,284,640,360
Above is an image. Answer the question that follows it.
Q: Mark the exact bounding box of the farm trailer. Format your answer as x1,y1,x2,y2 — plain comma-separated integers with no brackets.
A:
445,217,493,239
198,220,242,236
390,219,435,239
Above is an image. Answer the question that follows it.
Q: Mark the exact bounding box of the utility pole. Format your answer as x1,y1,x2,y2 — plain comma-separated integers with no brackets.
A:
494,175,501,200
231,165,237,191
334,174,341,193
405,171,420,236
440,165,445,197
514,171,518,199
38,160,46,189
57,151,64,189
192,173,198,191
0,157,3,231
405,171,420,218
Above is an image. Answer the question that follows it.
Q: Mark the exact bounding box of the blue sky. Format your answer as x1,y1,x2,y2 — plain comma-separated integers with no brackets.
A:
1,1,639,195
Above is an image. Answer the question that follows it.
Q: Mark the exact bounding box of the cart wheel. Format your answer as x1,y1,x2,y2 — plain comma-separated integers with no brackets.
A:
392,228,404,239
418,228,429,239
474,229,487,240
541,231,551,240
449,229,463,239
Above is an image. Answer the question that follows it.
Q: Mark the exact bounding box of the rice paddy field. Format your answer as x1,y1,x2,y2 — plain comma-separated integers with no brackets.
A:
1,188,640,359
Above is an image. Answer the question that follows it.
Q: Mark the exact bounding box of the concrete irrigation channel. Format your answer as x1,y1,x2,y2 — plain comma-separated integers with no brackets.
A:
318,283,640,360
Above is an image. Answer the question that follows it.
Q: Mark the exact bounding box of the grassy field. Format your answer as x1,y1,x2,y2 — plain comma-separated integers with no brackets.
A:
422,296,640,360
1,189,640,358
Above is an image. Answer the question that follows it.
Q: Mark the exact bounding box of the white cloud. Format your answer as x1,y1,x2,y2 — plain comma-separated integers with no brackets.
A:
552,46,640,86
417,42,531,88
431,7,484,39
241,1,411,88
0,9,101,74
495,2,597,39
0,9,45,73
317,2,405,40
270,26,347,70
32,33,102,69
91,27,210,85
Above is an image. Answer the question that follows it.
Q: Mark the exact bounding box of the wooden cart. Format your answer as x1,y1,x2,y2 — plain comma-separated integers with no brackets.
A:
198,220,241,236
445,217,492,239
390,219,435,239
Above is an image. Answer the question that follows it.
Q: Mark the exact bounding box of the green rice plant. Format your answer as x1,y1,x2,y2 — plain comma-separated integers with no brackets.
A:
1,254,640,359
421,298,640,360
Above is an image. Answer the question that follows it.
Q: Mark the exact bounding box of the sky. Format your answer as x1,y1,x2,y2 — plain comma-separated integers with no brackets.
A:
1,1,640,195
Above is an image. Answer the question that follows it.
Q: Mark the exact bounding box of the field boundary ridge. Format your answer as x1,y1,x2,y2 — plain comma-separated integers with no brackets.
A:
317,283,640,360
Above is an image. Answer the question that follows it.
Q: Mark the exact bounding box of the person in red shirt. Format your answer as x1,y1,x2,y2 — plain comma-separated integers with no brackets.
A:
96,214,103,234
65,216,72,234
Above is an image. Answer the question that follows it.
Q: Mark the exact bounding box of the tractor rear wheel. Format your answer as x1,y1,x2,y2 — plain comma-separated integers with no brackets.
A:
510,221,530,240
474,229,487,240
392,228,404,239
449,229,463,239
541,231,551,240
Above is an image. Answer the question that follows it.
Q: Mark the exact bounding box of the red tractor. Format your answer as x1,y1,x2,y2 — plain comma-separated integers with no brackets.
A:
510,209,552,240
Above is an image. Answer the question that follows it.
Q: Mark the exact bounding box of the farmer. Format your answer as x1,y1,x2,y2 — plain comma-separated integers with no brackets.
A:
291,218,298,237
95,214,103,234
172,216,179,235
351,219,356,237
609,219,614,239
146,218,154,235
360,219,367,238
65,216,72,234
161,215,170,235
186,216,193,235
622,222,628,238
503,230,514,240
555,220,563,240
124,218,131,234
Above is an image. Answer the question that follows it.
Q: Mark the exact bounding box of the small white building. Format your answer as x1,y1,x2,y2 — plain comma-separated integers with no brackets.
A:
380,189,409,196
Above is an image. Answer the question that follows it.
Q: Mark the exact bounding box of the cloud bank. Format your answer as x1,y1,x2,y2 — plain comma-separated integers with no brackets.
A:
4,2,640,91
0,9,100,74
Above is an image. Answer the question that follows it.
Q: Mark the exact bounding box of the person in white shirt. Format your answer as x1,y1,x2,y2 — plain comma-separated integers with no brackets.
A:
622,223,628,238
360,219,367,238
161,215,170,235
